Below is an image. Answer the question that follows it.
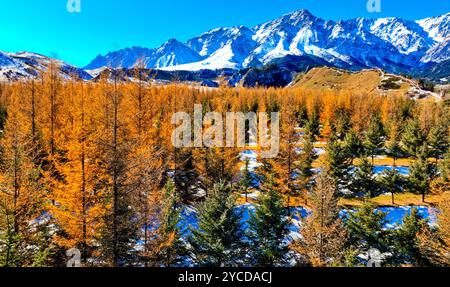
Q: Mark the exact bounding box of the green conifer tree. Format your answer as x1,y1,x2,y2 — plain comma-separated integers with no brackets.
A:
325,134,351,190
248,175,290,267
239,158,254,203
393,208,430,266
189,182,245,267
351,158,378,198
304,110,321,141
401,118,425,158
364,114,386,164
297,135,317,205
379,168,404,205
345,203,390,258
408,145,431,202
344,130,364,165
428,122,449,165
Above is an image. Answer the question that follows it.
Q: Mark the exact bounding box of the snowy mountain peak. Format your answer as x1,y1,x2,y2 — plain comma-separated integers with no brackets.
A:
59,10,450,74
417,12,450,42
284,9,316,21
0,51,92,81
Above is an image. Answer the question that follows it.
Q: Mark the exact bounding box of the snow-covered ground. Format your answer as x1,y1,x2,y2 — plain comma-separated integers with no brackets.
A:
373,166,410,176
178,204,436,241
240,150,261,172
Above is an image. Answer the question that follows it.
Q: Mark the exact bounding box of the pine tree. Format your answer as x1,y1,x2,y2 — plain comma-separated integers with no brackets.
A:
296,104,309,128
408,145,431,203
393,208,429,266
401,118,425,158
364,114,386,164
239,158,254,203
331,106,352,140
428,121,449,165
350,158,378,198
304,109,321,141
292,174,347,267
386,121,403,166
248,175,290,267
188,182,245,267
345,203,390,258
297,135,317,205
344,130,364,165
0,103,6,132
439,148,450,182
325,134,351,190
379,168,404,205
387,137,402,167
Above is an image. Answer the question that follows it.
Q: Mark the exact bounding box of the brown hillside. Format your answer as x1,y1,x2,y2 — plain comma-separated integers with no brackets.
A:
291,67,412,96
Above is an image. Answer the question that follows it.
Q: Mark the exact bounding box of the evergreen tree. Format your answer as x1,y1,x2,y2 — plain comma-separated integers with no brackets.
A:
386,137,402,167
297,135,317,205
239,158,254,203
428,122,449,165
345,203,390,260
364,114,386,164
439,148,450,182
386,121,403,166
189,182,245,267
0,103,6,132
304,110,321,141
393,208,430,266
344,130,364,165
408,145,431,202
331,106,352,140
401,118,425,158
325,134,351,190
351,158,378,198
292,174,347,267
248,175,290,267
379,168,404,205
296,105,309,128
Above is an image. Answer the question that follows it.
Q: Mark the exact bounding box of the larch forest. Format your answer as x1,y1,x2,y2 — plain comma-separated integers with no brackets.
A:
0,64,449,268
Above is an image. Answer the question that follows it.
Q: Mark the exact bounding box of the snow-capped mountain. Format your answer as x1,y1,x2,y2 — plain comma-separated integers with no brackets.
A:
84,39,203,71
0,51,92,81
2,9,450,81
83,9,450,75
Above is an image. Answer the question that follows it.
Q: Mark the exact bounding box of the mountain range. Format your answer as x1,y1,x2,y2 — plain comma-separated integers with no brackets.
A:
1,9,450,83
83,10,450,79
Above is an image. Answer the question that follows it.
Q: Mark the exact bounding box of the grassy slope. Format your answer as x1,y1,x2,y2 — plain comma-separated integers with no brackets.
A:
291,67,411,96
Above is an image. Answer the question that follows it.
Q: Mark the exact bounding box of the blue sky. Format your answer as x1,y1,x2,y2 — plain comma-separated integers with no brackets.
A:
1,0,449,67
